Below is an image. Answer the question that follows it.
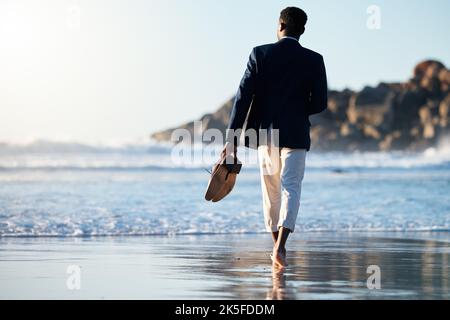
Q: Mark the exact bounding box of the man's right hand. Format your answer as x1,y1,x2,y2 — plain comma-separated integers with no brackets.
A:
221,142,236,159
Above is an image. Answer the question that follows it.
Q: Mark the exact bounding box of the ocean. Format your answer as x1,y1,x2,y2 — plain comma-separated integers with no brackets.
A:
1,140,449,237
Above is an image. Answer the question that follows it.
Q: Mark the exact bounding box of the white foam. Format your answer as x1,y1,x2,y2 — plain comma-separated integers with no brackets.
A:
0,139,449,171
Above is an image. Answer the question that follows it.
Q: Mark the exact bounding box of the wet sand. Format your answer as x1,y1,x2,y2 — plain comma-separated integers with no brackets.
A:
0,232,449,299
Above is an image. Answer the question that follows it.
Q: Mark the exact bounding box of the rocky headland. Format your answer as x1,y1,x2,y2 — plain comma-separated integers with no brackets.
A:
152,60,450,151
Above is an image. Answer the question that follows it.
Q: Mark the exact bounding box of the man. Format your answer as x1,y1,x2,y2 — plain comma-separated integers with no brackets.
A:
224,7,328,268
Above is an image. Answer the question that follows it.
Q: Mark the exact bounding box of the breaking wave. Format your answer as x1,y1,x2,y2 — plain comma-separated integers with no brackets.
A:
0,139,449,170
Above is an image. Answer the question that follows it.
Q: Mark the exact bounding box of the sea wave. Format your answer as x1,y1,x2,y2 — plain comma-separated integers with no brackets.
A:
1,226,449,238
1,140,448,238
0,139,449,170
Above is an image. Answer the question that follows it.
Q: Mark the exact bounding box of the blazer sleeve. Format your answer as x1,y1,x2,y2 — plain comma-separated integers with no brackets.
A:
308,55,328,116
227,48,257,132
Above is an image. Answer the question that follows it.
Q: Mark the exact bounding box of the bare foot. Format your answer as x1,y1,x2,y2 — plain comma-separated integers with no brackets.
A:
271,248,288,268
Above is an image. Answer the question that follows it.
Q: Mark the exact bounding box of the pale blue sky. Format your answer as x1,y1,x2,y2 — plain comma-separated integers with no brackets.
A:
1,0,449,143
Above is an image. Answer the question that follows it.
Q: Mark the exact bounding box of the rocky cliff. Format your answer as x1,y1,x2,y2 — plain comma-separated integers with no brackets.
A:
151,60,450,151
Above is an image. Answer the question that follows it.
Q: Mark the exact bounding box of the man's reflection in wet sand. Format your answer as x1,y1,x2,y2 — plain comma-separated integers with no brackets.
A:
267,266,288,300
159,235,450,299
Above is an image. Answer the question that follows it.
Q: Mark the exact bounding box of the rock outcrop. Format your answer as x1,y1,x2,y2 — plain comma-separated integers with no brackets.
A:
152,60,450,151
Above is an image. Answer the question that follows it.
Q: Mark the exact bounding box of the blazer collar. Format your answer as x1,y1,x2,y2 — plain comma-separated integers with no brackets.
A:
280,36,299,42
279,37,301,46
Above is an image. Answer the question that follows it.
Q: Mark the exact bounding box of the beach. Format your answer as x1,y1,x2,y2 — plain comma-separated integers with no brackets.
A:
0,143,449,299
1,0,450,303
0,232,449,300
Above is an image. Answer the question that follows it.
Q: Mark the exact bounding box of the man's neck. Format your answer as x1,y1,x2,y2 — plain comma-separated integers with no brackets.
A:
280,36,299,42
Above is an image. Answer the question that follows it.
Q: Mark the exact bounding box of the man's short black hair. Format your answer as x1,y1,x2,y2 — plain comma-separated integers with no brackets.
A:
280,7,308,37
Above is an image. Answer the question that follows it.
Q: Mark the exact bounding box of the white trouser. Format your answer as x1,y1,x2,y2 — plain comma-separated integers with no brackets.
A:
258,144,306,233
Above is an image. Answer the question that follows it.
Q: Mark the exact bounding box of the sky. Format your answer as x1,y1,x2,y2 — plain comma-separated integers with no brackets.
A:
1,0,450,144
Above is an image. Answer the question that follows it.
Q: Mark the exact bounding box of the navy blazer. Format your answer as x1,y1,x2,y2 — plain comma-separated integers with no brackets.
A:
227,38,328,151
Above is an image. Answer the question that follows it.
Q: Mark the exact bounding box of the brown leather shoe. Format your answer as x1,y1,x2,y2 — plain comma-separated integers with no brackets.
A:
205,155,242,202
